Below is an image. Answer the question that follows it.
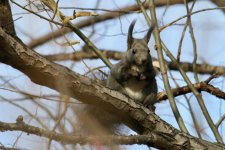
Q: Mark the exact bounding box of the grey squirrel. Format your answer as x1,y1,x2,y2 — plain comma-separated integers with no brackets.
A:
107,20,157,110
76,20,157,136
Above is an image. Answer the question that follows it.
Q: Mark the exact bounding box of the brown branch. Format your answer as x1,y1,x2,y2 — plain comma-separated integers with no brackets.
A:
45,50,225,76
157,81,225,101
0,146,20,150
0,27,224,149
168,62,225,76
45,49,123,61
27,0,190,49
0,0,16,36
0,116,172,146
211,0,225,13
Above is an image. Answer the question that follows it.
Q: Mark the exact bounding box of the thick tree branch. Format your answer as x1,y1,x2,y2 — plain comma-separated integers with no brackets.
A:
211,0,225,13
0,0,16,36
0,26,224,149
45,50,225,76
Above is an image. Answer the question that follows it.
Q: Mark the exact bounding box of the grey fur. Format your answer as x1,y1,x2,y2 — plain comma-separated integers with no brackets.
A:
107,20,157,109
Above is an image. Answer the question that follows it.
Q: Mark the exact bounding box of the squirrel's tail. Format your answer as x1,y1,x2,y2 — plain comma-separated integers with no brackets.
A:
74,104,144,136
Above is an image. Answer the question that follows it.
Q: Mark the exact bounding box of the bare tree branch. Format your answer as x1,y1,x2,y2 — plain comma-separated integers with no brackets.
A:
211,0,225,13
1,115,222,149
25,0,225,49
0,116,178,146
0,145,20,150
0,27,225,149
26,0,191,49
158,80,225,101
45,50,225,76
0,0,16,36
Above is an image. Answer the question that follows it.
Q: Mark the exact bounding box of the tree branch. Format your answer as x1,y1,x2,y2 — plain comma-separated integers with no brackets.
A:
0,116,174,146
45,50,225,76
211,0,225,13
0,26,224,149
158,81,225,101
26,0,191,49
0,0,16,36
25,0,225,49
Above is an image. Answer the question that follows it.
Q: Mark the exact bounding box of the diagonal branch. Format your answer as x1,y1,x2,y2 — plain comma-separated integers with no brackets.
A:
0,0,16,36
0,27,224,149
211,0,225,13
27,0,191,49
26,0,225,49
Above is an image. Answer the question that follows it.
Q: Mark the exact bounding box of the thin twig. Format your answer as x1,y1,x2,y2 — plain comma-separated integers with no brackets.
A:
136,0,189,133
169,71,202,138
161,41,223,143
160,7,225,31
216,114,225,128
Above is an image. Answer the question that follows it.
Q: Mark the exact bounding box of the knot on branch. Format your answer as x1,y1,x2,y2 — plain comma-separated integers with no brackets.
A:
16,115,24,125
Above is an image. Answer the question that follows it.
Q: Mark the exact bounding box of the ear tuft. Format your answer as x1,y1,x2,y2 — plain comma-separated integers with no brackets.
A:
127,20,136,49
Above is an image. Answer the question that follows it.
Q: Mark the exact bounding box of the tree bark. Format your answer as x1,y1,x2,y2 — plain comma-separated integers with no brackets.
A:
0,0,16,36
0,27,224,149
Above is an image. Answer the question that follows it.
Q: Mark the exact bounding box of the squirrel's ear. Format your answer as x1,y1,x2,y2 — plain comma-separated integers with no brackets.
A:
127,20,136,49
144,24,155,43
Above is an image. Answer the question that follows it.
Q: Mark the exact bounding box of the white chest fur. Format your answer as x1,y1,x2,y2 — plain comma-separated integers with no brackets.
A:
123,78,147,101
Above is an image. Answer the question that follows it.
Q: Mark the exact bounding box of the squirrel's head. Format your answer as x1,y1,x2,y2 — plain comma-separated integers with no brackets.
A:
126,20,154,66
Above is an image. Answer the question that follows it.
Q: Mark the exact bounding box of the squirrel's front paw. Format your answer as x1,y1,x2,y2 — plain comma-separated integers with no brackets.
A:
128,69,139,77
139,74,147,80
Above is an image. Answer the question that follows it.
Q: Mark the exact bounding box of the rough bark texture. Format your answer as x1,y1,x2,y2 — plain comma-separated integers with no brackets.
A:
0,0,16,36
0,27,224,149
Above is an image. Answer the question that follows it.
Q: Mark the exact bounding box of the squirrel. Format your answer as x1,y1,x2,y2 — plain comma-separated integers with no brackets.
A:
106,20,157,110
75,20,157,136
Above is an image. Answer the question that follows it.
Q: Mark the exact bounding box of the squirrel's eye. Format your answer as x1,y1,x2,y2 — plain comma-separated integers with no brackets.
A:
132,49,136,54
148,50,150,53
